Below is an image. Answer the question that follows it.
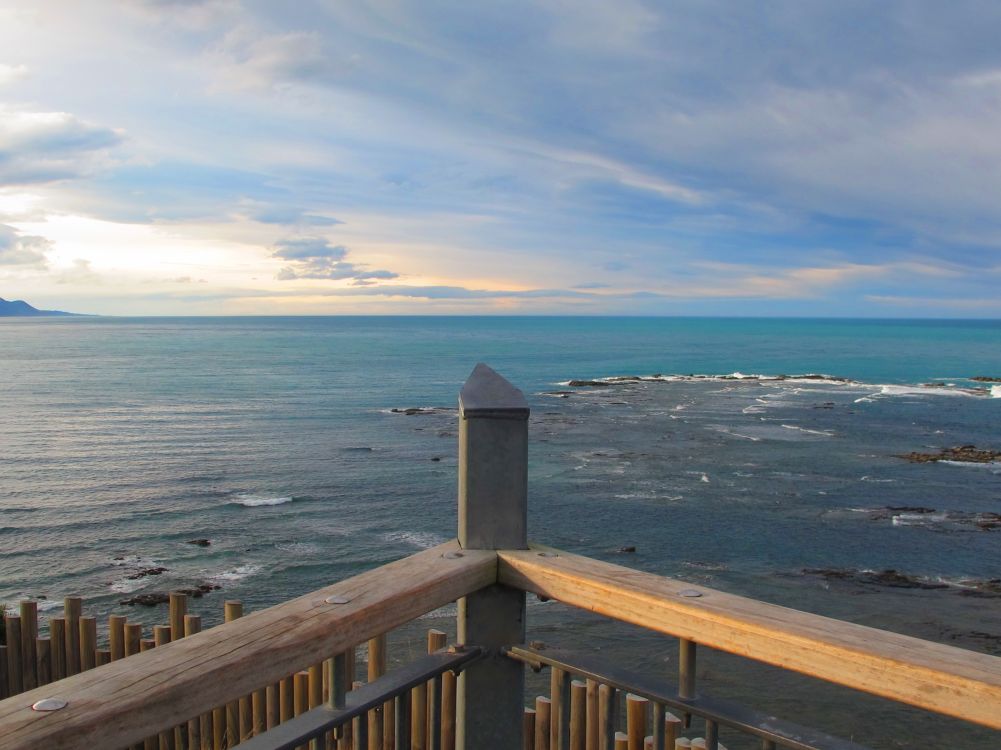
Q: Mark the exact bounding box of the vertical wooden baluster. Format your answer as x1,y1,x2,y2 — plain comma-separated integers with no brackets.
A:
425,629,446,749
35,637,51,685
5,615,22,695
614,733,628,750
50,617,67,682
64,596,82,677
224,601,244,747
551,668,571,750
585,680,599,750
367,634,386,750
664,714,681,750
108,614,127,661
153,625,175,750
441,667,457,750
524,707,537,750
535,696,552,750
308,663,323,750
0,644,7,700
95,649,111,667
183,615,207,749
294,671,309,750
79,616,97,672
626,694,647,750
570,680,587,750
142,638,158,750
125,623,142,657
19,601,38,691
598,685,616,750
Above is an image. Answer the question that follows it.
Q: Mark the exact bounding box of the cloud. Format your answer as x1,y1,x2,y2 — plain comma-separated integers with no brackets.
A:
0,64,28,86
272,237,398,282
0,223,50,266
0,109,123,186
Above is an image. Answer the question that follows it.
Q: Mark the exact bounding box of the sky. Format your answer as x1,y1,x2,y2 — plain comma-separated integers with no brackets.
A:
1,1,1001,316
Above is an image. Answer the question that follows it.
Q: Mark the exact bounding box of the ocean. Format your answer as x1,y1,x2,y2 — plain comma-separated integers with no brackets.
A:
1,316,999,748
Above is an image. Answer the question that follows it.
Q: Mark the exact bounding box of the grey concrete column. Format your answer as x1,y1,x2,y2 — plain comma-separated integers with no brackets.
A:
456,363,529,750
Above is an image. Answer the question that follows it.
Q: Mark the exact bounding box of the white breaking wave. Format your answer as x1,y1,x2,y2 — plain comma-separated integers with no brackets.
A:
938,460,1001,473
781,425,835,437
992,385,1001,398
233,494,293,507
208,564,262,583
383,531,449,549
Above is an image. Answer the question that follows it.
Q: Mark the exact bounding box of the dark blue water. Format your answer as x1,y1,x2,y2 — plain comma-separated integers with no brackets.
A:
1,316,999,748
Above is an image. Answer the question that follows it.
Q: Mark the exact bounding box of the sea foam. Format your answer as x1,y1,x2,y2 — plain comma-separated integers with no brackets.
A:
233,494,293,507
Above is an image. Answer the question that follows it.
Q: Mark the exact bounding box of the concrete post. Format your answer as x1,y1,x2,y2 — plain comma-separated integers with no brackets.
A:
456,363,529,750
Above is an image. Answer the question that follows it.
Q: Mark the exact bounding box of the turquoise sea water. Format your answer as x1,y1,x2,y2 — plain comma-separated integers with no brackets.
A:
1,316,999,748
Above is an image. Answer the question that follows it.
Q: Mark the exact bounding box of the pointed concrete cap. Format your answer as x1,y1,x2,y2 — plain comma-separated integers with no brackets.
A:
459,363,529,419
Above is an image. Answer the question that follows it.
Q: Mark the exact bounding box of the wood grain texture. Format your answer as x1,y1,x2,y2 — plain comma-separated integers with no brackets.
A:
0,541,495,750
498,545,1001,731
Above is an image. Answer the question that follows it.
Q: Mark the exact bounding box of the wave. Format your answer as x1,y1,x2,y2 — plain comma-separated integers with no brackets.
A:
382,531,449,549
208,563,262,583
558,372,995,398
233,494,293,507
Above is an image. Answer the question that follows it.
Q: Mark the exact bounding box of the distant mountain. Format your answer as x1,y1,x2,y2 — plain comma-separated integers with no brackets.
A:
0,297,77,317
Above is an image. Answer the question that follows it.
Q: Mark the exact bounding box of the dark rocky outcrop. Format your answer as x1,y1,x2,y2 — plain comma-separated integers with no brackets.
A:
125,567,167,580
896,445,1001,464
803,568,949,589
568,380,610,387
119,583,220,606
971,376,1001,383
186,539,211,547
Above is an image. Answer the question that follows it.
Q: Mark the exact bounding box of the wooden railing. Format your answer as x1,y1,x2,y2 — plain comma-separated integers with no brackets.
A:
1,363,1000,750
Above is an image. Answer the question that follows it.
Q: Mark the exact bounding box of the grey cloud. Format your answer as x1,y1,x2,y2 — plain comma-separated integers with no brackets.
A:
314,285,595,300
602,261,629,272
0,110,123,186
0,224,51,267
273,237,398,282
272,237,348,261
251,207,343,226
573,282,611,289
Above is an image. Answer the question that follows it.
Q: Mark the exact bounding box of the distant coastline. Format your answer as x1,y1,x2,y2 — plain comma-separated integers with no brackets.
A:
0,297,78,317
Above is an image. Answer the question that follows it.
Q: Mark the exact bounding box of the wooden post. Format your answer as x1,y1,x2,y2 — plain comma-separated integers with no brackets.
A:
367,635,386,750
551,668,570,750
441,669,457,750
80,616,97,671
95,649,110,667
170,593,188,643
664,714,681,750
141,638,159,750
109,615,127,660
598,685,615,750
456,364,529,750
0,645,7,700
426,629,446,749
153,626,174,750
126,623,143,657
411,670,427,750
534,697,551,750
5,615,22,695
295,671,309,750
570,680,587,750
224,601,244,747
626,695,647,750
184,616,206,749
614,734,628,750
523,708,536,750
35,637,51,686
585,680,599,750
64,596,82,676
50,617,67,681
19,601,38,691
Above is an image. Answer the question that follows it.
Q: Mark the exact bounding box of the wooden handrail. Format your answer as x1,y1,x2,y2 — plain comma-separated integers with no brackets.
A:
497,544,1001,731
0,541,496,750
